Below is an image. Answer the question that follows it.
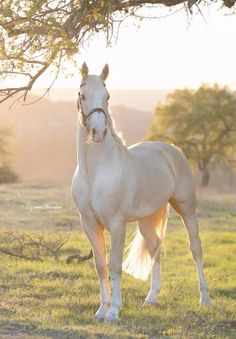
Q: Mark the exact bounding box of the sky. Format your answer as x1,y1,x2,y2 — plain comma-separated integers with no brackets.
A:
2,2,236,91
48,2,236,90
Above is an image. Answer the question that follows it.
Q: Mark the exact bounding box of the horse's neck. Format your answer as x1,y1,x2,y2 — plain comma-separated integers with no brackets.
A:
77,124,88,175
77,123,125,175
88,130,123,166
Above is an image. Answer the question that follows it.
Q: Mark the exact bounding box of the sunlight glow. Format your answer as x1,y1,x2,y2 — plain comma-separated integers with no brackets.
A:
2,4,236,91
53,4,236,90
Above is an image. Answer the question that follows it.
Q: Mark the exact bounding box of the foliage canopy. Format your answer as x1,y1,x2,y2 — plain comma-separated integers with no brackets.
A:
148,84,236,186
0,0,235,103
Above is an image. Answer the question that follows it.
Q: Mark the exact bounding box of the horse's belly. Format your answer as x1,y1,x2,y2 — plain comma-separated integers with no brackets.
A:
126,165,174,220
126,195,169,221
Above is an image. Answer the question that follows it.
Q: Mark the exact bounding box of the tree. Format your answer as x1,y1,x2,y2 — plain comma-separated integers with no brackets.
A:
0,125,10,162
0,125,18,183
148,84,236,186
0,0,235,104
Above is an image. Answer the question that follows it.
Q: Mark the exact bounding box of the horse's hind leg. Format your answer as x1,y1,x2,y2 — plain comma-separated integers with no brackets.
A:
170,197,211,305
138,214,162,305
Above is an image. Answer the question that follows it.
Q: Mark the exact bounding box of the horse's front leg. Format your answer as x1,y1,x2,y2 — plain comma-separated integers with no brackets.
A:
104,221,126,322
80,216,111,320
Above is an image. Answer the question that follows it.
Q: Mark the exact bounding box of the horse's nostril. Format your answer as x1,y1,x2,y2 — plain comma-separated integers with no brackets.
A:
104,128,107,136
92,128,96,136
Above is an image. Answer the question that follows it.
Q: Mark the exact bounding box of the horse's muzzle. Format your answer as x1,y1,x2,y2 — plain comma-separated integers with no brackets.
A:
92,127,107,142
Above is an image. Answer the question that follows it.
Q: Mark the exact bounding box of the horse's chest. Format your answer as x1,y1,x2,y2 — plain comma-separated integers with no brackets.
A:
89,168,123,222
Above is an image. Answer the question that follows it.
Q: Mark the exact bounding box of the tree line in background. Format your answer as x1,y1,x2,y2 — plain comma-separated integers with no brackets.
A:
148,84,236,186
1,83,236,186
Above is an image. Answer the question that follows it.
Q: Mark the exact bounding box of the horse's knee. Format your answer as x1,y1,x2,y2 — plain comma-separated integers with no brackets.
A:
189,236,202,260
109,262,122,277
95,259,109,278
109,251,124,277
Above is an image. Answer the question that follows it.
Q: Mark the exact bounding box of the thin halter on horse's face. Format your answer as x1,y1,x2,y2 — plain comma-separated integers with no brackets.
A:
77,63,110,142
77,81,109,129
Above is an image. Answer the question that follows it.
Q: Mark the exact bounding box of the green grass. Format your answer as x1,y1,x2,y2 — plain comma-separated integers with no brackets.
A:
0,184,236,338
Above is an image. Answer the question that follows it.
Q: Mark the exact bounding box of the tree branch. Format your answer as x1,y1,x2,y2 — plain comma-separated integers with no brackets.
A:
66,249,93,264
0,226,72,262
0,59,51,104
0,0,235,104
0,246,43,261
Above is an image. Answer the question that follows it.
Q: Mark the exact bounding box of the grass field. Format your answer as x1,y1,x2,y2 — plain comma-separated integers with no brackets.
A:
0,184,236,338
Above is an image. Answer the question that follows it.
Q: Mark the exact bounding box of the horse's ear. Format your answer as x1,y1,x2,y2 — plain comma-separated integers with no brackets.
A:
100,64,109,81
81,62,89,80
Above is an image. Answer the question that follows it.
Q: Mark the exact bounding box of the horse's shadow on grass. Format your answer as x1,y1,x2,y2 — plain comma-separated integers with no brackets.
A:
214,287,236,299
0,323,94,339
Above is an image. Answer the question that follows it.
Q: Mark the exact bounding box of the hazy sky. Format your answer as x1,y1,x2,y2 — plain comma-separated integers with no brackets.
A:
3,3,236,91
52,3,236,90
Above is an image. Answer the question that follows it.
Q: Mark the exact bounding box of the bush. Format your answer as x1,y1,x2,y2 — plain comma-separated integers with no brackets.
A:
0,166,18,184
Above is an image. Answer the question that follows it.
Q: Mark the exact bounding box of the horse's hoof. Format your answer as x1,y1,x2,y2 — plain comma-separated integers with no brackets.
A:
93,315,104,322
94,304,110,321
143,295,159,306
143,300,158,306
104,308,120,322
200,295,212,306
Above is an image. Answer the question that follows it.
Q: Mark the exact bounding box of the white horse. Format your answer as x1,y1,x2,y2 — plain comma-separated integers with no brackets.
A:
72,63,211,322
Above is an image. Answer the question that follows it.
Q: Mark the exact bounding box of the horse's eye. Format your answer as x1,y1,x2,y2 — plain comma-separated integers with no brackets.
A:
107,94,110,101
81,94,85,100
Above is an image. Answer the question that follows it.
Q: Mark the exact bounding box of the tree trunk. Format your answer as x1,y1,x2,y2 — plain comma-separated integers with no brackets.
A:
201,168,210,187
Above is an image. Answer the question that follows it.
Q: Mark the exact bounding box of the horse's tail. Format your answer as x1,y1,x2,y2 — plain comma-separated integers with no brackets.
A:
123,204,169,281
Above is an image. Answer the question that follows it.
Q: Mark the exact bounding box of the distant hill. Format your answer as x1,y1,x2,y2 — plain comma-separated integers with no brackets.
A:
0,89,235,190
0,90,163,183
0,95,77,183
33,88,170,112
111,105,153,145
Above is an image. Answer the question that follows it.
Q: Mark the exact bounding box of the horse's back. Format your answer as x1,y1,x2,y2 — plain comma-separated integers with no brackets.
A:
128,141,191,175
128,141,185,173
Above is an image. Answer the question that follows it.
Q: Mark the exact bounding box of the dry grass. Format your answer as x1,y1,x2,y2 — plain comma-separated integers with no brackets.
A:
0,184,235,338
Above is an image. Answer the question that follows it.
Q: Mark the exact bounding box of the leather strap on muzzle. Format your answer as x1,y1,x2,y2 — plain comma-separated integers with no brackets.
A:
77,93,107,128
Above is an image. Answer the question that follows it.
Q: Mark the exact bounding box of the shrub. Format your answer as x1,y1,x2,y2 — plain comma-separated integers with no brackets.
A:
0,165,18,184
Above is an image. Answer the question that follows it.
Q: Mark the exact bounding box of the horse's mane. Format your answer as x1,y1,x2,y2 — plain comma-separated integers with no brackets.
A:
107,110,126,147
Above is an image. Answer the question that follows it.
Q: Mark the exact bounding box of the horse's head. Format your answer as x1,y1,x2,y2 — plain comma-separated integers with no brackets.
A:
78,62,110,143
